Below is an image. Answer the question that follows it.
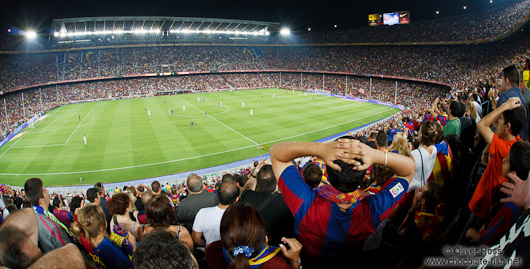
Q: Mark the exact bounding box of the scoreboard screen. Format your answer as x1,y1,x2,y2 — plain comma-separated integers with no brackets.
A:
368,14,382,26
369,11,410,26
383,12,399,25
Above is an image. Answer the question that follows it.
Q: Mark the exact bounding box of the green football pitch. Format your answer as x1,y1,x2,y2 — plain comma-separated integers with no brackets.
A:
0,89,399,187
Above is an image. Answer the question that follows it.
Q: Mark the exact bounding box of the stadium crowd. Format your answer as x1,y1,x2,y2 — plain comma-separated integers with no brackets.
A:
2,2,530,267
1,0,529,51
1,57,530,268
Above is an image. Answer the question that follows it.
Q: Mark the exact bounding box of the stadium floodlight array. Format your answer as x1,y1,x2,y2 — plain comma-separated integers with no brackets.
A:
169,29,270,36
53,28,162,37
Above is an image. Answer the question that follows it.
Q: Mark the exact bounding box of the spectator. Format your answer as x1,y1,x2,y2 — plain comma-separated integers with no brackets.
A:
469,97,526,219
71,204,133,269
24,178,74,253
133,230,198,269
206,202,302,269
376,130,388,151
52,196,73,228
466,141,530,245
108,192,141,238
177,173,219,233
496,64,528,140
192,180,239,248
240,164,296,246
270,138,414,265
86,187,100,205
137,194,194,250
409,121,438,192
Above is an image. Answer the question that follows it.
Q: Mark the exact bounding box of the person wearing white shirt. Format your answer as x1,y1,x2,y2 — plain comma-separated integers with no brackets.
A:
409,121,439,192
192,181,239,247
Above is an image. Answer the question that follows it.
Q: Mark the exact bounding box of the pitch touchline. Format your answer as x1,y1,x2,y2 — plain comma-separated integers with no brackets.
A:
0,109,391,175
0,106,66,158
176,96,259,145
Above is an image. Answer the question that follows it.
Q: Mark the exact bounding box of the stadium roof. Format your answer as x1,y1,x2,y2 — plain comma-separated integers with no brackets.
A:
50,16,280,38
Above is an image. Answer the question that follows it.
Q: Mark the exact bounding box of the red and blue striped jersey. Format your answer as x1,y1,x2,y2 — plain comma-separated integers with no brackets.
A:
278,165,408,259
436,115,448,126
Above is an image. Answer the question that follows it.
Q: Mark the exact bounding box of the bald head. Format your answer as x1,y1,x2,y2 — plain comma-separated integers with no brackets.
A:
218,181,239,206
2,208,38,247
186,173,203,193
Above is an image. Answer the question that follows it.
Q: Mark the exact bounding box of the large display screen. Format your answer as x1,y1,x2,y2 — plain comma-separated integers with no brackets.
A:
383,12,399,25
369,11,410,26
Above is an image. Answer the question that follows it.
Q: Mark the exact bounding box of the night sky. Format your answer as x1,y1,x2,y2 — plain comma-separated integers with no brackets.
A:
0,0,522,35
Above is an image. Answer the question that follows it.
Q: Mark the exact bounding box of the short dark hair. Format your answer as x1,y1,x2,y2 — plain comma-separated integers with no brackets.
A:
502,106,527,137
327,160,367,193
24,178,44,207
218,181,240,205
133,230,194,269
239,174,249,188
302,163,323,188
0,226,34,268
369,132,377,139
186,174,202,192
450,101,465,118
86,188,99,203
70,197,83,216
376,130,388,148
94,182,105,195
221,174,235,183
503,64,521,88
423,182,443,213
151,181,161,193
256,165,277,194
509,141,530,179
53,197,61,208
146,195,176,227
137,186,145,193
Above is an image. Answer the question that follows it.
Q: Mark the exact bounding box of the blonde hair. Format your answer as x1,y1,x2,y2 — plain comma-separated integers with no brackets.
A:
71,204,106,239
391,132,411,157
467,101,478,120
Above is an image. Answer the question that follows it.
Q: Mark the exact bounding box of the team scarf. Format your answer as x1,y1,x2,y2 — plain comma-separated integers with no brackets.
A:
414,212,441,242
222,244,281,268
33,205,73,237
316,183,365,204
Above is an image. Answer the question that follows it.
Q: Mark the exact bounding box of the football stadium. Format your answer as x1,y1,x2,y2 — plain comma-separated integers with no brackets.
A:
1,0,530,268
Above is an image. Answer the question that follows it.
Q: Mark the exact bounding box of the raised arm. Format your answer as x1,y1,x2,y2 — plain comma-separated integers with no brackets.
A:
270,141,361,180
477,97,522,144
337,139,415,182
430,98,440,118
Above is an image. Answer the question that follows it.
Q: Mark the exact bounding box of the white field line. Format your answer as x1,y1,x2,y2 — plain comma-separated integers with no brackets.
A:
0,109,391,176
11,106,95,149
32,118,59,134
64,105,96,145
0,119,41,159
176,96,259,145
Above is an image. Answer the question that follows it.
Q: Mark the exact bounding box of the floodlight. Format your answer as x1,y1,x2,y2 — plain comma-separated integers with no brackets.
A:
436,10,440,15
463,6,467,9
24,30,37,39
280,28,290,36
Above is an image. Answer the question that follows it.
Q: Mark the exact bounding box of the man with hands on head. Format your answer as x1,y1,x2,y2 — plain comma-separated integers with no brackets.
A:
270,138,415,267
